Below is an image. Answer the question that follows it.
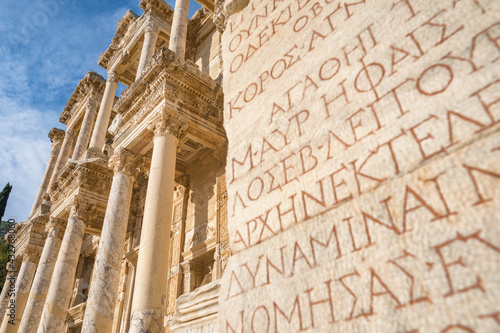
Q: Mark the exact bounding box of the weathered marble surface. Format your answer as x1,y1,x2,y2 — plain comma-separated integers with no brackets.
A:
0,260,37,333
37,204,89,333
82,148,138,332
220,0,500,331
129,121,181,333
171,280,220,333
18,220,65,333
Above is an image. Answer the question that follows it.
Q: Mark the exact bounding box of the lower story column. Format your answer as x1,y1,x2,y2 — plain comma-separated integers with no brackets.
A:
37,199,95,333
0,246,40,333
18,218,65,332
129,111,187,333
82,148,139,332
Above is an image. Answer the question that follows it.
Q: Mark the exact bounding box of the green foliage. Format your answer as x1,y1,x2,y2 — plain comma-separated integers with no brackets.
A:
0,220,11,292
0,183,13,221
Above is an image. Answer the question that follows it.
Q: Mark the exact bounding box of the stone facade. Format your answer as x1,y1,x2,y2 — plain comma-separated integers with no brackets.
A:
2,0,500,332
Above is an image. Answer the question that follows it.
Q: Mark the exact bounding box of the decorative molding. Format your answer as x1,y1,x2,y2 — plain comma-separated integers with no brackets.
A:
148,108,188,139
108,147,140,177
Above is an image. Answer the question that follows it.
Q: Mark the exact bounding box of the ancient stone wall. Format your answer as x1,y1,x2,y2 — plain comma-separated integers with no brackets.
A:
220,0,500,331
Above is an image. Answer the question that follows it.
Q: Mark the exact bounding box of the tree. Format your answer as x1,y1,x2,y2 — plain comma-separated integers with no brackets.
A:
0,183,12,292
0,183,12,221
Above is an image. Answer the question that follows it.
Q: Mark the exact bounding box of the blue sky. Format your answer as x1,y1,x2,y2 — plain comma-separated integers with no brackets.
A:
0,0,201,221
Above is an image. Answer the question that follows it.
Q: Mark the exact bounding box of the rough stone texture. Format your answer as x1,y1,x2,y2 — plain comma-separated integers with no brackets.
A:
220,0,500,332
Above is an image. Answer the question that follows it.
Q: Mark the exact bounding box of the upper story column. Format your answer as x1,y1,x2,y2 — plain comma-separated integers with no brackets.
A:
47,128,75,194
136,21,160,80
82,148,140,332
30,128,65,217
72,100,98,161
129,111,187,333
89,72,118,152
37,199,95,333
169,0,190,60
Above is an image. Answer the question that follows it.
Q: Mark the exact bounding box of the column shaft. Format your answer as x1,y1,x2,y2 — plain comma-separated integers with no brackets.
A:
136,28,159,80
82,149,137,332
89,76,118,151
37,204,89,332
47,129,74,194
169,0,190,60
129,133,178,333
72,102,98,161
18,220,64,333
0,260,37,333
30,129,64,217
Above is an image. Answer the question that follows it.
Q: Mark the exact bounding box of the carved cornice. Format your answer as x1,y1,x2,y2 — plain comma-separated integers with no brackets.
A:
139,0,173,16
111,46,223,143
50,161,113,211
148,109,188,139
48,128,65,147
60,72,106,125
108,148,141,177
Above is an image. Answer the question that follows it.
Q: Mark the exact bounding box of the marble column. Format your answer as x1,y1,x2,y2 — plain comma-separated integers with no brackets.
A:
17,219,65,333
136,22,159,80
129,111,187,333
37,199,95,333
72,101,98,161
82,148,139,332
0,263,18,321
30,129,65,217
0,247,40,333
89,72,118,152
169,0,190,60
46,128,74,195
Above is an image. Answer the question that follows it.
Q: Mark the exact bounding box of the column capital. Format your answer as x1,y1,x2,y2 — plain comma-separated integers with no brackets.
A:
108,147,141,177
107,71,119,83
67,198,97,222
145,20,160,34
23,245,42,264
65,127,75,138
46,218,66,240
48,128,65,146
148,109,188,139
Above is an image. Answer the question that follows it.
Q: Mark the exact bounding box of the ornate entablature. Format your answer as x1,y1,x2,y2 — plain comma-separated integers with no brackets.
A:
111,46,224,154
59,72,106,126
49,160,113,227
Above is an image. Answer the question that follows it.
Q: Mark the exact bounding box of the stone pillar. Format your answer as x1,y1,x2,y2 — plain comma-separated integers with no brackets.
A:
0,262,18,321
72,101,98,161
30,129,65,217
82,148,139,332
169,0,189,60
129,111,187,333
37,199,95,333
17,219,65,333
89,72,118,152
0,246,40,333
47,128,75,194
136,22,159,80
